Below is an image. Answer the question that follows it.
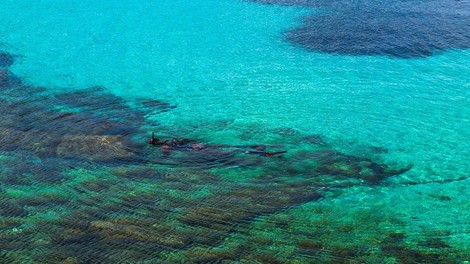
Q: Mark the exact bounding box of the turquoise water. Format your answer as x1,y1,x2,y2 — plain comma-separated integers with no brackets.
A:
1,0,469,262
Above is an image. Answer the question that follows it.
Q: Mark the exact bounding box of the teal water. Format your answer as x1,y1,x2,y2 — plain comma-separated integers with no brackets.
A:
1,0,469,262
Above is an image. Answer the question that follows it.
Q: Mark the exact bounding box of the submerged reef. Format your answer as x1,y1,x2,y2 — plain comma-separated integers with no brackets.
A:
251,0,470,58
0,52,14,68
1,52,467,263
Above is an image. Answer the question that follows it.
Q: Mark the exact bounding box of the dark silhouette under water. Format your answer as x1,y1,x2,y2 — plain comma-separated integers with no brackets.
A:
148,131,288,157
2,50,459,264
0,52,14,67
252,0,470,58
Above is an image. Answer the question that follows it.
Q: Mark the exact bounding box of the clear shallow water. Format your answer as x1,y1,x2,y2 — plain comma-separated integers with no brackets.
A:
1,0,469,262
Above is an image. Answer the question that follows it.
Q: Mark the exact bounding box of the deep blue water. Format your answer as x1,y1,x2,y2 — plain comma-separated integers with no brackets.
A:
257,0,470,57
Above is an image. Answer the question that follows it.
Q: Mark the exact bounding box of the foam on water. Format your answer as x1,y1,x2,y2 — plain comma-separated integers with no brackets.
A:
1,0,469,262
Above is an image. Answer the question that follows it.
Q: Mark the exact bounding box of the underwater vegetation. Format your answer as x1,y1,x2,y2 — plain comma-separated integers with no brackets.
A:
251,0,470,58
0,51,468,263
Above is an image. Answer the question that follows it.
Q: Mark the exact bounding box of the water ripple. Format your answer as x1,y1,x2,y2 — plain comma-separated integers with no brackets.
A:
1,51,468,262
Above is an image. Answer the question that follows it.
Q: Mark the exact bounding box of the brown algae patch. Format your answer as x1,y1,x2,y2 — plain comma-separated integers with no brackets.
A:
56,135,137,162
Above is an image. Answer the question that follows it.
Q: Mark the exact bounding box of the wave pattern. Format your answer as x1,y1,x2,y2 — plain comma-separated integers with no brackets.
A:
0,52,468,262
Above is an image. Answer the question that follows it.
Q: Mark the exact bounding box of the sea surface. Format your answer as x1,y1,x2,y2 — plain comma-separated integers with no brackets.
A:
0,0,469,262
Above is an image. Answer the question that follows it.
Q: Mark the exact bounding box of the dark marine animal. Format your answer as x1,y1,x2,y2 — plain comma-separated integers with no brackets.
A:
148,132,287,157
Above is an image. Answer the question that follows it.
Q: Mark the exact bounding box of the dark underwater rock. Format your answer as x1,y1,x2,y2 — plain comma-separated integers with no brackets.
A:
80,179,113,192
54,86,110,108
253,0,470,58
56,135,136,162
0,69,8,88
137,98,177,113
89,219,189,249
387,232,407,243
171,149,249,169
0,71,151,165
0,69,23,90
19,193,69,207
380,244,444,263
0,128,60,157
54,87,147,126
0,55,432,262
418,238,451,249
272,127,299,136
179,184,323,237
0,156,66,185
428,194,452,201
303,134,326,145
371,146,389,153
311,149,412,184
185,247,238,262
0,52,14,67
39,171,324,257
298,239,324,253
112,166,165,180
0,200,29,217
